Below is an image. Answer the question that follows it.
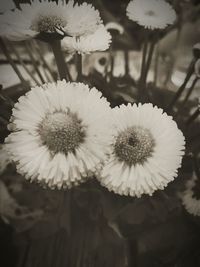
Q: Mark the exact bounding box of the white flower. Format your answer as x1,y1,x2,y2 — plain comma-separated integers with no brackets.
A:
0,0,15,13
62,25,112,54
182,174,200,216
126,0,176,30
0,0,102,41
63,0,102,37
98,103,185,197
5,81,112,189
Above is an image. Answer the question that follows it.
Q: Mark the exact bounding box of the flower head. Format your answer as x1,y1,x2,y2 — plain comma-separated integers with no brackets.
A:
5,81,112,189
62,25,112,54
182,174,200,216
98,103,185,197
64,0,102,37
0,0,102,41
126,0,176,30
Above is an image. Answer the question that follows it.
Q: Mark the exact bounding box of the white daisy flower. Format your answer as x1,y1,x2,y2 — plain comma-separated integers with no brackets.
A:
0,0,102,41
0,0,15,13
98,103,185,197
5,81,112,189
126,0,176,30
63,0,102,37
62,25,112,54
182,174,200,216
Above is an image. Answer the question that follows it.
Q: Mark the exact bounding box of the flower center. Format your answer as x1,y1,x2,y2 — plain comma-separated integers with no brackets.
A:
38,111,85,155
114,126,155,165
31,15,67,33
145,10,156,17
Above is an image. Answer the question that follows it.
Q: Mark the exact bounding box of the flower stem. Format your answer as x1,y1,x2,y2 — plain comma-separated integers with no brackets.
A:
25,41,46,84
143,40,155,85
167,58,196,112
124,49,129,76
186,108,200,126
76,53,83,82
0,38,29,90
139,38,148,87
50,40,71,81
182,77,199,104
34,40,57,81
9,42,41,86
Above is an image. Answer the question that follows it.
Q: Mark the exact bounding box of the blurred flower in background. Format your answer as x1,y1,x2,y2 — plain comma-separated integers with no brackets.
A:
126,0,176,30
0,0,15,13
181,173,200,216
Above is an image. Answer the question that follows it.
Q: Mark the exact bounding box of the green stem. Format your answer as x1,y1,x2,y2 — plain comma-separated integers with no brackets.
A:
9,42,40,86
34,40,57,81
76,53,83,82
167,58,196,112
183,77,199,104
153,44,159,86
25,41,46,84
139,38,148,85
124,49,129,76
143,40,155,85
0,38,29,89
186,108,200,126
50,40,70,81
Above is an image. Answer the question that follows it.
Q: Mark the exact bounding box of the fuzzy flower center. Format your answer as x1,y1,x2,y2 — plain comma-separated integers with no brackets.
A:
114,126,155,165
145,10,156,17
38,111,85,155
31,14,67,33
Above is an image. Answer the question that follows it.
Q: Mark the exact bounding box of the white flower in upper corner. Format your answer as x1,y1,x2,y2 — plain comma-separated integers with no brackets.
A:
0,0,15,13
0,0,102,41
5,81,112,189
182,174,200,216
126,0,176,30
62,26,112,54
98,103,185,197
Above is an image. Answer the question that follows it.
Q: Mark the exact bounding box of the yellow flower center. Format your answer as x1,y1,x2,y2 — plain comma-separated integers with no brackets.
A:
114,126,155,165
38,111,85,155
31,15,67,33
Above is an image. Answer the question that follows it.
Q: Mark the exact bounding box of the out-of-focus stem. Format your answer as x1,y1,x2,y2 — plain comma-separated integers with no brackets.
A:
50,40,71,81
25,41,46,84
167,59,196,112
9,42,40,86
186,108,200,126
0,38,29,89
76,53,83,82
182,77,199,104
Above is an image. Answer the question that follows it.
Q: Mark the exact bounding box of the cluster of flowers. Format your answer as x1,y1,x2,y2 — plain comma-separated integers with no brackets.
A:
0,0,187,199
5,80,185,197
